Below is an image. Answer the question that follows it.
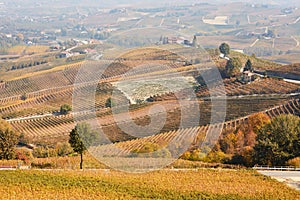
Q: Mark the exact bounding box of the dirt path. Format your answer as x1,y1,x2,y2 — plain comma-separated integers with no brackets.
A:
159,18,164,27
291,36,300,47
250,39,259,47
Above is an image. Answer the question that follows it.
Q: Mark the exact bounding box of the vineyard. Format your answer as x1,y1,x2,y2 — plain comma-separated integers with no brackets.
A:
151,78,300,101
0,46,211,120
8,96,299,146
6,45,49,55
0,45,299,167
88,98,300,156
9,100,184,141
1,45,295,120
0,82,114,118
0,63,81,99
0,57,186,105
0,169,299,199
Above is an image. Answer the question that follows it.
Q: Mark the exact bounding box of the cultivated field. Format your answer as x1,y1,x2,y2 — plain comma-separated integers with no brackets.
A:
0,169,299,200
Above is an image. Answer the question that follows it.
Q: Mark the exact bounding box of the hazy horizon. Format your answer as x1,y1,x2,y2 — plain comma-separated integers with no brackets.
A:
1,0,299,9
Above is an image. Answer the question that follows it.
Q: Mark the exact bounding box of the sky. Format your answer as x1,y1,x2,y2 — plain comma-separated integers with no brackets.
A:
2,0,300,8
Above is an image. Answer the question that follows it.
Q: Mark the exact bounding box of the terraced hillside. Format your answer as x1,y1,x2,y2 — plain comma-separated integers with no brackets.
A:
1,45,299,152
0,83,113,118
9,97,298,144
89,98,300,156
1,45,295,119
0,46,199,116
266,63,300,80
149,77,300,101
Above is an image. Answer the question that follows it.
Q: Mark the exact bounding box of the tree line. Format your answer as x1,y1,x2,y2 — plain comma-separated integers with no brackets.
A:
182,113,300,167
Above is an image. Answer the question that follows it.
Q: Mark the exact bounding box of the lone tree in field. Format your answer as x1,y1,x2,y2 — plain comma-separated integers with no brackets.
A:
225,57,242,77
69,122,100,169
219,43,230,56
0,120,19,160
60,104,72,115
253,114,300,166
244,59,253,72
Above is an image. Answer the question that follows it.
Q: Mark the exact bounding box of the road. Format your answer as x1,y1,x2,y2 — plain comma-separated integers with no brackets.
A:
7,113,53,122
265,26,269,34
135,19,143,26
65,44,79,52
292,16,300,24
159,18,164,27
291,36,300,47
250,39,259,47
283,79,300,84
258,171,300,191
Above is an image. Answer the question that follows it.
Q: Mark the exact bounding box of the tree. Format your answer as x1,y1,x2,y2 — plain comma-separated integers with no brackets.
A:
247,112,271,134
21,93,27,101
60,104,72,115
225,57,242,77
219,112,271,167
219,43,230,56
16,33,24,42
69,122,100,169
220,132,236,154
105,97,115,108
244,59,253,72
0,120,19,160
192,35,197,47
253,114,300,166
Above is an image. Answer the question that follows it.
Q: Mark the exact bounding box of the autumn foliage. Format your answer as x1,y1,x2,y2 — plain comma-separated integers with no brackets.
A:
217,113,271,166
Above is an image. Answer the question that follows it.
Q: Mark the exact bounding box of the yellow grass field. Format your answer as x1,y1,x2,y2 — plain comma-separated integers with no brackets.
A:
0,169,299,199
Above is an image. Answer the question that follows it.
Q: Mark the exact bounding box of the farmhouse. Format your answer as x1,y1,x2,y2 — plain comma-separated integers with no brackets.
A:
59,51,73,58
241,71,255,83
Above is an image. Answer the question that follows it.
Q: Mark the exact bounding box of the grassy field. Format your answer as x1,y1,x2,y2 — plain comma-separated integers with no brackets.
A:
0,169,299,199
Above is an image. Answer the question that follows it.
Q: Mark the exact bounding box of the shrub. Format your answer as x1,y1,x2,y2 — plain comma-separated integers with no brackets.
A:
20,93,27,101
225,57,242,77
131,142,171,158
15,149,33,164
32,146,48,158
32,146,58,158
204,151,227,163
60,104,72,115
31,162,53,169
287,157,300,167
56,142,73,157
